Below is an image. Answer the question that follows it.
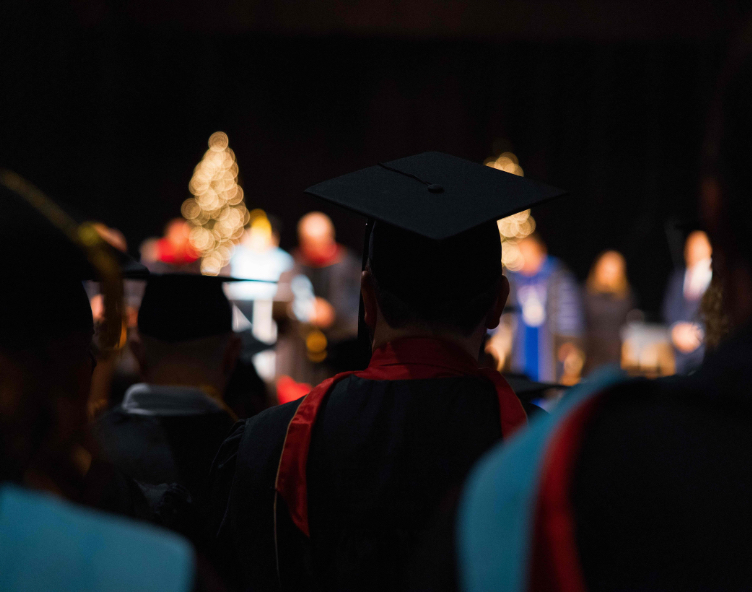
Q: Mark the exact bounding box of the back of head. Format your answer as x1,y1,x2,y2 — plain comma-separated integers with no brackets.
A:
368,220,502,336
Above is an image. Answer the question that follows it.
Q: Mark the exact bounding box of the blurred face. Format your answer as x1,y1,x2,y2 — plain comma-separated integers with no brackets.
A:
166,219,191,247
684,230,712,268
518,236,547,276
298,212,335,255
595,251,626,289
243,218,275,251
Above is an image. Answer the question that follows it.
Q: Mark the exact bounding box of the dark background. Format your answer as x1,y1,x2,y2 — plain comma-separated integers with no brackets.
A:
3,0,750,316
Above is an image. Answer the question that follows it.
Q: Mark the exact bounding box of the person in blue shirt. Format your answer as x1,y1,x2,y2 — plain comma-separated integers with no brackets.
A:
499,234,585,383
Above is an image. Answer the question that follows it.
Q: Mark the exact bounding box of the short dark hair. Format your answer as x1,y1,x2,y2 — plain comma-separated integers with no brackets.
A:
367,220,502,336
368,263,501,336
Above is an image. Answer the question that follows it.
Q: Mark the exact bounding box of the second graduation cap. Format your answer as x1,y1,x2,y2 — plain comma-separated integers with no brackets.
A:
137,273,275,342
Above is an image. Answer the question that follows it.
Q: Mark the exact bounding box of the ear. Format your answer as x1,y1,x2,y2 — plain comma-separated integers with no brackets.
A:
361,270,378,330
485,275,510,330
222,334,243,376
129,335,147,375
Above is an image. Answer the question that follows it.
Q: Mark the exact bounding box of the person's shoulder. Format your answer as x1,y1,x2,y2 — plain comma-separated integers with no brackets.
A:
222,398,306,459
0,484,194,592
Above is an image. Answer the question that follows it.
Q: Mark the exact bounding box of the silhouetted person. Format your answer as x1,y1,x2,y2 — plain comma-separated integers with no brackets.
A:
94,274,240,499
207,152,566,591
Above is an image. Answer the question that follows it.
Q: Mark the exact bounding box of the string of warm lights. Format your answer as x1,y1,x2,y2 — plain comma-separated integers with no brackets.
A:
181,132,250,275
484,151,536,272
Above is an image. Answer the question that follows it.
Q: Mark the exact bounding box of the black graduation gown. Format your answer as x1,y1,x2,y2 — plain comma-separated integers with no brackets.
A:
208,337,526,591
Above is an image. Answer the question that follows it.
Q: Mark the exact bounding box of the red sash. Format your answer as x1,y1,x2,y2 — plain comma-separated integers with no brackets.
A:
529,394,604,592
275,337,528,537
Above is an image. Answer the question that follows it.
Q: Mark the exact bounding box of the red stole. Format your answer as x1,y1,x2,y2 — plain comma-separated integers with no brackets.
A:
275,337,528,537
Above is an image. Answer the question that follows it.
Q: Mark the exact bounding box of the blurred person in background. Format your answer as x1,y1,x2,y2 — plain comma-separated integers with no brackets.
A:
492,233,584,384
274,211,361,386
228,210,292,301
662,229,713,374
140,218,200,274
583,250,635,374
227,211,293,383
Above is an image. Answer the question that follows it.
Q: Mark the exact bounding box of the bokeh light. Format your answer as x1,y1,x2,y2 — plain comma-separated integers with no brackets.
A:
484,151,524,176
485,151,536,271
182,132,248,275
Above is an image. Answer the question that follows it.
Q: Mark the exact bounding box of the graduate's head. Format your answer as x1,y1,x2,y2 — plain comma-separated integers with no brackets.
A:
303,151,567,354
132,274,241,390
362,220,508,338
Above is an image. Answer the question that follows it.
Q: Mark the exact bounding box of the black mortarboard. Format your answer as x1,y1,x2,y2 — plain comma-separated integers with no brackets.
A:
137,273,273,342
304,152,567,365
305,152,565,240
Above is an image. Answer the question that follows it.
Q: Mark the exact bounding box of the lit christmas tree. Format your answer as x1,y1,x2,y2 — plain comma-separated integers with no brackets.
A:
181,132,249,275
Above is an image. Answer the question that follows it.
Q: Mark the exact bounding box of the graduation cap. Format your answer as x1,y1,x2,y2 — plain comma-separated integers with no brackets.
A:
304,152,567,365
0,170,141,350
306,152,564,240
137,273,275,342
